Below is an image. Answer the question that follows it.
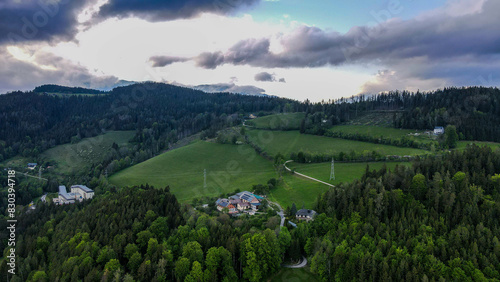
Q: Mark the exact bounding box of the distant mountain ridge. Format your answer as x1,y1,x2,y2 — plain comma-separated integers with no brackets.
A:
33,84,107,94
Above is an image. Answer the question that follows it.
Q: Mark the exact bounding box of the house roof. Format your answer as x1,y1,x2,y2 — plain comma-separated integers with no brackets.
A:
218,201,229,208
59,192,77,201
230,199,242,205
296,209,317,217
238,202,250,206
434,126,444,130
59,185,67,194
240,193,255,202
71,185,93,193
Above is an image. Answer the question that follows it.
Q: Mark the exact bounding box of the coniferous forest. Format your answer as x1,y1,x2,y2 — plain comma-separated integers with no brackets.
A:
2,145,500,281
1,84,500,281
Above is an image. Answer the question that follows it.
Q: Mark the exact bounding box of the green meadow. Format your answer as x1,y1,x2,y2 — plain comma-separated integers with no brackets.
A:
247,112,305,130
328,125,433,143
40,131,134,175
247,129,427,158
109,141,277,202
270,161,410,209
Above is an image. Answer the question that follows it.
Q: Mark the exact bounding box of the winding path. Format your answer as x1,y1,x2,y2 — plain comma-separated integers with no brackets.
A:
282,256,308,268
268,200,285,227
283,160,335,188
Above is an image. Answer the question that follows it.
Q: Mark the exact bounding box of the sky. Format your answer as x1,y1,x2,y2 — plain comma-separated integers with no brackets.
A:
0,0,499,102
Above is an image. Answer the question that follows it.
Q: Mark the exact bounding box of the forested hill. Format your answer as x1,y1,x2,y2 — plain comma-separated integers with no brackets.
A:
0,82,301,161
33,84,106,94
0,186,286,281
303,87,500,142
309,144,500,280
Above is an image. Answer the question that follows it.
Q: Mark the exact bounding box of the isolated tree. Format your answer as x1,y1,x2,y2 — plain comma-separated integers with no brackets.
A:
445,125,459,148
290,203,298,216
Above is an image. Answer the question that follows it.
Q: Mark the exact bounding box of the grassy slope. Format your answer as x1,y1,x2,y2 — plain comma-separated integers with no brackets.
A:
271,162,410,209
344,112,397,127
109,141,276,202
247,129,427,158
40,131,134,175
329,125,434,143
289,161,410,184
248,113,305,130
457,141,500,151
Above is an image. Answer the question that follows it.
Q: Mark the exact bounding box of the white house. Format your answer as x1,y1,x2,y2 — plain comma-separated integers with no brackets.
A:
296,209,317,221
55,185,94,205
71,185,95,200
434,126,444,135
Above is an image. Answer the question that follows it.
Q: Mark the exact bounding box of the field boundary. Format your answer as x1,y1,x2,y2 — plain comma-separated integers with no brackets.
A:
284,160,335,188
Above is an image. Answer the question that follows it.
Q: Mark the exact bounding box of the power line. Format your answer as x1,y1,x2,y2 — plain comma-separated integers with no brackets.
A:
203,169,207,188
330,158,335,181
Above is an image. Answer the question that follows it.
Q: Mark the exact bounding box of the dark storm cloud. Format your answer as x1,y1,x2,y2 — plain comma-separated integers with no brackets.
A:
149,56,189,67
0,0,90,44
0,47,123,94
254,72,274,82
195,52,225,69
97,0,260,21
193,0,500,69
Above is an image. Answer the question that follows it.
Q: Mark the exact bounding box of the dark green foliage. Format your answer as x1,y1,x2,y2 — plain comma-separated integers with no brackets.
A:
307,145,500,281
445,125,459,148
0,82,299,161
303,87,500,143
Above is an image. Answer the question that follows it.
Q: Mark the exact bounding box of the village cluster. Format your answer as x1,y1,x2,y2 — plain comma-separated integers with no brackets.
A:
215,190,317,221
216,191,264,215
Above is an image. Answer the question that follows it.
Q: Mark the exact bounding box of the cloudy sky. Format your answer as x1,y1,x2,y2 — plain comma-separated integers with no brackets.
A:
0,0,499,101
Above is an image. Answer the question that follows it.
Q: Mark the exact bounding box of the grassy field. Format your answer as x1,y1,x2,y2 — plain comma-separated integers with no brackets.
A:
247,129,427,158
247,113,305,130
40,131,135,175
329,125,433,143
457,141,500,151
344,111,398,126
270,162,410,209
109,141,277,202
270,268,319,282
289,161,410,184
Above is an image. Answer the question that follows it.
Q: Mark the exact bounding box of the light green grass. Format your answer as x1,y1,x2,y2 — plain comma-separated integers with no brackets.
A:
0,155,30,169
247,130,427,158
270,268,319,282
344,111,398,127
289,161,410,184
247,113,305,130
457,141,500,151
109,141,277,202
40,131,134,175
270,162,410,209
329,125,433,143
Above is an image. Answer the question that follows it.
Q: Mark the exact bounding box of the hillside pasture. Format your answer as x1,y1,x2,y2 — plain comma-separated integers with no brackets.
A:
271,161,410,208
40,131,134,175
246,112,305,130
247,129,427,159
109,141,277,202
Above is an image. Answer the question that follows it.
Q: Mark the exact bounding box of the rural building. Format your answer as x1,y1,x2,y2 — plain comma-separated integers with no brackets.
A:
296,209,317,221
216,191,264,214
27,163,37,170
53,185,95,205
71,185,95,199
434,126,444,135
